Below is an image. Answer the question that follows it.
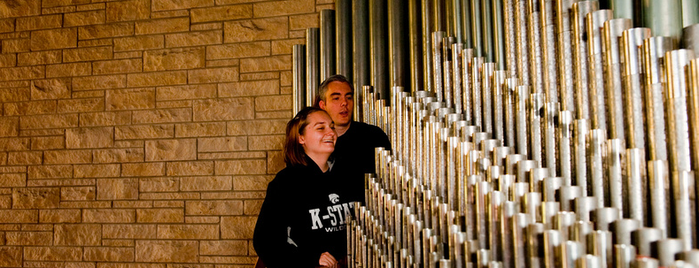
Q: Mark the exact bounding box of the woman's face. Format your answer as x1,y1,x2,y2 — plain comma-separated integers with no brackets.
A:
299,111,337,156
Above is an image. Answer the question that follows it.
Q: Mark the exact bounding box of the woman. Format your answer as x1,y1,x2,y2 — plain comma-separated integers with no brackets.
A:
253,107,358,268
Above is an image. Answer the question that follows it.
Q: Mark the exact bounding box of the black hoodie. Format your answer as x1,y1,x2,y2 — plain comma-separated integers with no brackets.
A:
253,157,360,268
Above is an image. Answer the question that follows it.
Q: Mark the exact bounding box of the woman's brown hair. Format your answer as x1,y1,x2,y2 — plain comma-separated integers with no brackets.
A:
283,107,329,166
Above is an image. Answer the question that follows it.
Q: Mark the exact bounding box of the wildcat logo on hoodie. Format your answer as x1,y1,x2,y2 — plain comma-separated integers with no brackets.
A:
308,194,354,232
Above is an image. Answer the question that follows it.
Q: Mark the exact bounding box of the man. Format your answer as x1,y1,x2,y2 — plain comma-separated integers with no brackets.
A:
316,74,391,177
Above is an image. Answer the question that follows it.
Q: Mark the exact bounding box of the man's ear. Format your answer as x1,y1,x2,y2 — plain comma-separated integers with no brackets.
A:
318,100,326,109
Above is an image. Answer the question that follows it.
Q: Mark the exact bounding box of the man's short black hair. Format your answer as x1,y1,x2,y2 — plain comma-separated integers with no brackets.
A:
316,74,353,104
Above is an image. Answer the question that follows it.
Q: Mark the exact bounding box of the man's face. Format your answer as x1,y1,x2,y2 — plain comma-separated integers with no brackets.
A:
319,81,354,127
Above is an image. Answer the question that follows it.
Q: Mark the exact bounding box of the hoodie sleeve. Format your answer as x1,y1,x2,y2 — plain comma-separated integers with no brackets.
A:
252,174,320,268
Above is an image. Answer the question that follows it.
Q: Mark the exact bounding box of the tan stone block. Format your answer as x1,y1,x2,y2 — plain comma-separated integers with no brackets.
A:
30,136,63,150
135,17,189,35
248,135,283,150
20,114,78,129
185,200,242,216
4,100,56,116
0,117,18,137
2,39,29,54
101,240,135,247
47,62,91,78
31,78,71,100
98,263,165,268
44,150,92,164
54,224,101,246
207,42,270,60
253,0,313,17
73,75,125,91
106,88,155,110
224,17,288,43
267,150,284,174
63,46,112,62
188,67,239,84
0,210,38,223
5,231,52,245
140,192,199,200
136,208,184,223
198,137,247,152
18,50,61,66
200,240,247,256
127,71,187,87
65,10,105,27
200,191,264,199
193,98,254,121
122,162,166,177
244,200,263,215
0,66,44,81
74,164,119,179
7,151,42,165
17,14,62,31
255,95,290,111
133,108,191,124
198,256,256,264
271,38,304,55
42,0,91,8
221,216,255,239
0,88,30,103
58,200,112,208
106,0,150,22
31,28,76,51
156,84,216,101
157,224,218,239
215,159,266,175
0,174,26,187
180,176,232,191
207,59,239,67
233,175,273,191
12,188,59,209
0,0,40,16
93,59,142,75
240,55,291,73
184,216,219,224
280,71,293,87
66,127,114,149
0,153,6,166
103,224,156,239
0,53,16,67
80,111,131,127
191,5,252,23
83,209,135,223
115,125,174,140
153,200,184,208
93,148,143,163
0,18,14,33
79,38,112,48
139,177,178,192
144,47,205,72
175,122,225,138
84,247,134,262
167,161,214,176
97,178,138,200
135,240,198,263
24,247,82,261
166,30,222,48
0,137,30,151
39,209,81,223
113,200,152,208
0,246,22,267
218,80,278,97
58,98,104,113
145,139,196,161
28,165,72,179
289,13,319,30
152,0,212,11
114,35,164,52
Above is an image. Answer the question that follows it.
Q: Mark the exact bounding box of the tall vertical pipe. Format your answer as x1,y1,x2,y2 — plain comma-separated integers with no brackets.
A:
306,28,320,107
409,0,424,93
471,0,484,57
602,18,632,143
370,0,388,100
610,0,633,21
527,0,545,95
493,0,507,70
586,9,613,132
689,59,699,176
641,36,675,161
683,0,699,27
621,27,651,150
682,24,699,52
515,0,531,86
353,0,370,90
664,49,695,172
336,0,352,83
556,0,576,114
321,9,336,81
422,0,434,95
572,1,599,120
641,0,683,41
292,44,306,115
388,0,409,92
504,0,517,75
482,0,496,62
540,0,559,103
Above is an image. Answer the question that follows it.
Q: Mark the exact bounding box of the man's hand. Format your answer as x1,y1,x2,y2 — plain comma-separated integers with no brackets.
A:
318,252,338,268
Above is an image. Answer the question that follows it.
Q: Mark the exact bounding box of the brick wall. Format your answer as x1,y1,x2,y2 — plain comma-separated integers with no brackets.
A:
0,0,333,267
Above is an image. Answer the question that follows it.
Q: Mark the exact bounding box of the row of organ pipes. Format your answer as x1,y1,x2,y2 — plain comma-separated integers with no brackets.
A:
292,0,699,267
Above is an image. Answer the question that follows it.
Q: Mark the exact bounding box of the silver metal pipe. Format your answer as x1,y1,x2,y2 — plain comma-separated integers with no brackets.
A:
306,28,320,107
463,48,475,124
602,18,633,143
560,186,583,212
493,70,507,142
557,0,576,114
489,191,505,262
336,0,352,83
540,0,558,104
482,0,496,62
493,0,507,70
353,0,370,92
588,129,606,208
434,31,446,102
409,0,423,93
621,27,652,150
554,211,576,241
513,213,532,268
593,207,620,232
471,0,484,57
576,254,602,268
576,196,599,221
587,9,613,132
574,119,590,195
688,59,699,174
572,1,599,120
543,230,562,268
292,44,306,115
641,0,683,41
504,0,517,75
524,192,542,223
473,57,485,128
559,111,574,186
453,43,464,114
632,227,664,257
641,36,676,161
665,49,695,172
526,223,545,268
671,171,695,251
588,230,613,268
321,9,336,81
560,241,584,268
444,37,456,109
648,160,671,238
530,93,545,163
370,0,388,100
682,24,699,51
505,78,518,148
611,218,640,246
527,0,545,96
515,85,530,156
482,62,496,134
422,0,434,95
658,239,685,267
389,0,408,90
614,244,636,268
515,0,531,85
606,139,624,215
543,102,558,176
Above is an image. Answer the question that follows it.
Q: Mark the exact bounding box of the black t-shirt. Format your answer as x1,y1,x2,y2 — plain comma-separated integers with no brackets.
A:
253,159,360,268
